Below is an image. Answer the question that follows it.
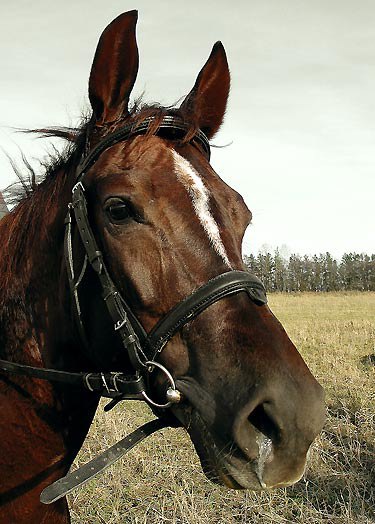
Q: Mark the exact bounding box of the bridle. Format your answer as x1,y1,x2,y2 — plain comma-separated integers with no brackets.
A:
65,114,267,404
0,114,267,503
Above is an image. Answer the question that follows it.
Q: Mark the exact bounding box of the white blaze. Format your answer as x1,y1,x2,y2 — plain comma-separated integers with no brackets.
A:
172,150,232,268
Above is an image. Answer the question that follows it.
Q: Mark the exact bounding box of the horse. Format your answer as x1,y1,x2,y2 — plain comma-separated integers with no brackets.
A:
0,11,325,523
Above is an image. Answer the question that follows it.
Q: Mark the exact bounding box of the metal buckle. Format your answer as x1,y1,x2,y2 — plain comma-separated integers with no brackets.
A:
84,372,122,395
101,373,110,394
110,372,122,393
72,181,85,195
114,318,127,331
84,373,95,392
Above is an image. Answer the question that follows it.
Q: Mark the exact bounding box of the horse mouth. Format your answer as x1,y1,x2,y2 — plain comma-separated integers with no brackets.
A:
186,409,257,489
170,387,267,491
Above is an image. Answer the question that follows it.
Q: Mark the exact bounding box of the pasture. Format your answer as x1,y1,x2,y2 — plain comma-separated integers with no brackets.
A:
70,292,374,524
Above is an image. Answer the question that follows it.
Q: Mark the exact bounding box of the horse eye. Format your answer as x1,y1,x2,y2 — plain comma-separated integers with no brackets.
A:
106,200,132,223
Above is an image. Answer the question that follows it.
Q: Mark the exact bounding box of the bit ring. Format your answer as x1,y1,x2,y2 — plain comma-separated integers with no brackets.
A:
141,361,181,409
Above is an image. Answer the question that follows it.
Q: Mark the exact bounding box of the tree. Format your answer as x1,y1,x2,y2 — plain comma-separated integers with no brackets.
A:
243,249,374,292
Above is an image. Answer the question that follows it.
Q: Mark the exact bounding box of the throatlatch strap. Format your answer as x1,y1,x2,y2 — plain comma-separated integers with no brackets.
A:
64,206,90,348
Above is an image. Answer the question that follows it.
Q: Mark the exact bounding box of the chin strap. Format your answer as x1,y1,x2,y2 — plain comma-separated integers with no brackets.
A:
40,418,169,504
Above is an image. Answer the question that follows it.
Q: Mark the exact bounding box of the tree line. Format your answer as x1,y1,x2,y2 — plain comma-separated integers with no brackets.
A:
243,251,375,292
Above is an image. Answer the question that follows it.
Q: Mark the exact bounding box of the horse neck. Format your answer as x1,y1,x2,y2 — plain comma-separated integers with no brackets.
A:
0,165,80,367
0,164,100,464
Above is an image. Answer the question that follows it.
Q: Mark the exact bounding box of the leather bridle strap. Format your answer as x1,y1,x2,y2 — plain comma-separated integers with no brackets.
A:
65,113,212,371
146,271,267,356
0,114,269,504
0,359,145,399
40,418,168,504
0,272,267,396
67,181,148,371
76,114,211,182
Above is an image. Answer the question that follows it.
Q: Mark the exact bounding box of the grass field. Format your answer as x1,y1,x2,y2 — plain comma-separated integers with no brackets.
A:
69,293,375,524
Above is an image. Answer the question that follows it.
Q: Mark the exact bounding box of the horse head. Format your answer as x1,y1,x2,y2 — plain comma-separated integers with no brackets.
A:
72,11,325,491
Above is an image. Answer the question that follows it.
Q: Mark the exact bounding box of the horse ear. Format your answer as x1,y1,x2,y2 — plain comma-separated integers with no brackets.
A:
180,42,230,139
89,11,139,124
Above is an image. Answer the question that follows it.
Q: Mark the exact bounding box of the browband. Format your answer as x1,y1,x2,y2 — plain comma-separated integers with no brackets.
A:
76,115,211,181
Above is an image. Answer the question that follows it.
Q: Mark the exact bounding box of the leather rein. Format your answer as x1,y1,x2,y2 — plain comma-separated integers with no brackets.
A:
0,115,267,503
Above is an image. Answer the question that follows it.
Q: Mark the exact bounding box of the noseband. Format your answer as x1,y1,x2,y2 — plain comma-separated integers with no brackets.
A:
0,115,267,503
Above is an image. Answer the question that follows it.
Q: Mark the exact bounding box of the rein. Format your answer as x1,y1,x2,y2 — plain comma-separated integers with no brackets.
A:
0,115,267,504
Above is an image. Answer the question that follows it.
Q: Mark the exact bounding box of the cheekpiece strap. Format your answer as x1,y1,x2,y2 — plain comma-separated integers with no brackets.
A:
68,180,148,370
71,182,103,273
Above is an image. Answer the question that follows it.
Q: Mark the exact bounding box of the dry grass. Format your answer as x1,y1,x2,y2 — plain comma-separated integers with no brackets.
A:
69,292,375,524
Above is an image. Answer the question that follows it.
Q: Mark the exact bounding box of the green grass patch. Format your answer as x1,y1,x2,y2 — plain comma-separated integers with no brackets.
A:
70,293,375,524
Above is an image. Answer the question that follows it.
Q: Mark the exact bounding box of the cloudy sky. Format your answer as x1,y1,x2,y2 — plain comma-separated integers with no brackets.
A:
0,0,374,258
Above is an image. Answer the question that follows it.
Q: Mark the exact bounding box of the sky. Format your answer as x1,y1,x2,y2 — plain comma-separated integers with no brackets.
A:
0,0,374,259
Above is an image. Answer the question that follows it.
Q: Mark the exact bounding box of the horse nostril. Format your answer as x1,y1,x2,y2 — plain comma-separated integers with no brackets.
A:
248,403,280,444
